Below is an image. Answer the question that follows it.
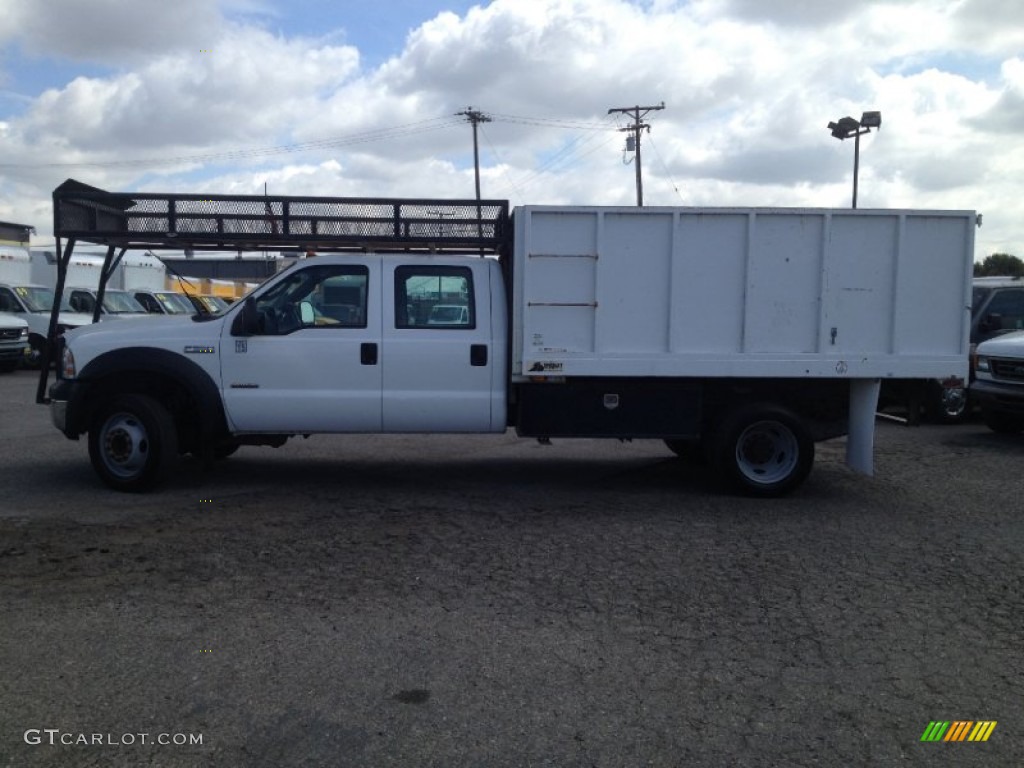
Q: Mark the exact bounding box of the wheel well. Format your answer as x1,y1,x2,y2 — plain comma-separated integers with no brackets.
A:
83,373,206,452
75,348,229,454
701,379,849,441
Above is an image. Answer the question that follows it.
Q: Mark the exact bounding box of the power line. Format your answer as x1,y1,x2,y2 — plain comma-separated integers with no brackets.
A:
644,134,686,204
478,122,527,206
0,116,463,170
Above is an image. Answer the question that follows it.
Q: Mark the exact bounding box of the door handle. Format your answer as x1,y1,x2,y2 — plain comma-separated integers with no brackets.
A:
360,342,378,365
470,344,488,367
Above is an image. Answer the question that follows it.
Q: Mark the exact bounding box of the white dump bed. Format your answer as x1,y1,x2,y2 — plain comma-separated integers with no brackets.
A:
512,206,975,380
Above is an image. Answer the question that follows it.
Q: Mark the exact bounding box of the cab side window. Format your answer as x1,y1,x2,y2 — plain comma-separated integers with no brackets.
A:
70,291,95,313
395,266,474,329
252,264,369,335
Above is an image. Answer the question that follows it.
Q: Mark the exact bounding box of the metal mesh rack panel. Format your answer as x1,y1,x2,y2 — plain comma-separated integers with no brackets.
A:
52,180,510,254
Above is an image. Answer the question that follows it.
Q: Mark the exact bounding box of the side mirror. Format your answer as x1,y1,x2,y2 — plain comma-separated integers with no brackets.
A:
232,297,258,336
299,301,315,326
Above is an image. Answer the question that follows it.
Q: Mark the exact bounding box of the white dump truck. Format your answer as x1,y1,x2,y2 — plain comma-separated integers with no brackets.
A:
41,183,977,495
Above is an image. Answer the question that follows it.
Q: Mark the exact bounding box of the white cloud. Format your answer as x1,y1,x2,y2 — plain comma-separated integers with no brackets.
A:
0,0,1022,258
0,0,224,63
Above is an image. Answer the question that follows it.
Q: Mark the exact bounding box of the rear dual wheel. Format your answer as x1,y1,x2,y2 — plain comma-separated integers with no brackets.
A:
709,404,814,497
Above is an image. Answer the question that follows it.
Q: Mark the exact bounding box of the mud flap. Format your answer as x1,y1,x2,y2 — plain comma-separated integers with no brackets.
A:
846,379,881,476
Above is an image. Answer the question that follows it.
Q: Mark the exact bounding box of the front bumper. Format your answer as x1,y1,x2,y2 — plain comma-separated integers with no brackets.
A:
0,342,29,362
48,378,87,439
970,378,1024,415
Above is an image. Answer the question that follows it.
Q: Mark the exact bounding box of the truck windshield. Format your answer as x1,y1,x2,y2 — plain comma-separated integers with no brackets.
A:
13,286,75,313
199,295,230,314
102,291,147,313
154,292,195,314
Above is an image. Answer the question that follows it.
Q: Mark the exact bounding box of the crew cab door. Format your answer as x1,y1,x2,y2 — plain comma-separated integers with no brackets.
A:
219,259,382,432
381,256,500,432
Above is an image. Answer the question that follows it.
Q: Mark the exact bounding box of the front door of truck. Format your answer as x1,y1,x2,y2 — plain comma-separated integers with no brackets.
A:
220,259,383,432
381,257,497,432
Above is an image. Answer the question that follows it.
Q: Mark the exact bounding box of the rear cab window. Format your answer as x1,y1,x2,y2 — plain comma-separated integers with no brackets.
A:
394,266,475,329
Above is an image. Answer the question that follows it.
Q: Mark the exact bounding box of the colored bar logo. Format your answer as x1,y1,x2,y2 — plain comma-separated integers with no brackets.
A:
920,721,997,742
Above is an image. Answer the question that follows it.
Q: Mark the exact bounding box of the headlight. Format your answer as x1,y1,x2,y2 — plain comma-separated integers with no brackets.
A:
975,355,990,373
19,327,28,339
61,345,76,379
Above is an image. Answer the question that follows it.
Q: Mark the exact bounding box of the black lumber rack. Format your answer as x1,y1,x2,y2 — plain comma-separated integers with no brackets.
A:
52,179,510,254
37,179,511,404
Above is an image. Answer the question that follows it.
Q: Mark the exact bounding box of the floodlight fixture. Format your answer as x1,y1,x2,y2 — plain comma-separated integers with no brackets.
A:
860,111,882,129
827,109,881,208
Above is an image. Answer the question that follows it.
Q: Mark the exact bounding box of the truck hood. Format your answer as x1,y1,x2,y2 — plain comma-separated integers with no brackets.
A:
976,329,1024,356
0,312,29,330
64,314,215,344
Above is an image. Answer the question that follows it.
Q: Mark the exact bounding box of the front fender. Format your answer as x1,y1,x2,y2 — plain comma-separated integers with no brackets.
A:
65,348,228,442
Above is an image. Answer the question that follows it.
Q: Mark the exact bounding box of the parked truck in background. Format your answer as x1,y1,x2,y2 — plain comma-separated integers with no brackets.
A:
972,330,1024,433
42,191,977,497
0,312,29,372
1,250,93,367
880,275,1024,422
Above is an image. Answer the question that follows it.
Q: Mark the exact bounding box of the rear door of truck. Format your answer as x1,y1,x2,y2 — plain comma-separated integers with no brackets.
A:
381,255,499,432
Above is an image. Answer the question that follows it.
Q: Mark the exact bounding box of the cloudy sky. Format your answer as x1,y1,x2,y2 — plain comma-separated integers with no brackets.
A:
0,0,1021,259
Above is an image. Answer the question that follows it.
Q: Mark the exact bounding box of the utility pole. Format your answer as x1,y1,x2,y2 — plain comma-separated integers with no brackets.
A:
456,107,492,200
607,102,664,206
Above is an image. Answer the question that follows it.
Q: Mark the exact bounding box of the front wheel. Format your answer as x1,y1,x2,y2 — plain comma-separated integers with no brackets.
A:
710,404,814,497
88,394,178,492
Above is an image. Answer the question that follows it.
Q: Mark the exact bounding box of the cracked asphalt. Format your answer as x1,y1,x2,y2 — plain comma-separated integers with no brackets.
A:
0,369,1022,767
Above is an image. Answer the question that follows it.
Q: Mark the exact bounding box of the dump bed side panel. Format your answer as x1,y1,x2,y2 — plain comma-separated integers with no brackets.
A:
512,206,974,380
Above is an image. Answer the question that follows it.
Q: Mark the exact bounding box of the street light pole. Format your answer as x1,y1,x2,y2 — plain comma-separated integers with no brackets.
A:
852,129,861,209
827,111,881,210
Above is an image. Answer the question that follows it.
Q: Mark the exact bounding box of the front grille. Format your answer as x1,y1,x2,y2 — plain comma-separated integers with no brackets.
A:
991,358,1024,382
0,328,22,340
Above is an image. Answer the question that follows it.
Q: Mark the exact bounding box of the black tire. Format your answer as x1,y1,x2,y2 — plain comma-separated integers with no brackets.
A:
23,335,45,370
664,439,707,464
709,404,814,497
981,407,1024,435
88,394,178,492
926,382,969,424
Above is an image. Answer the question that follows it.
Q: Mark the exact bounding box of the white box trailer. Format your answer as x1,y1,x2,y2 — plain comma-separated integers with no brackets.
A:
118,251,166,292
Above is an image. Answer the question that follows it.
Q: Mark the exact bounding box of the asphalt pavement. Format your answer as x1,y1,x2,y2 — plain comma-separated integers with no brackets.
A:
0,368,1021,767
